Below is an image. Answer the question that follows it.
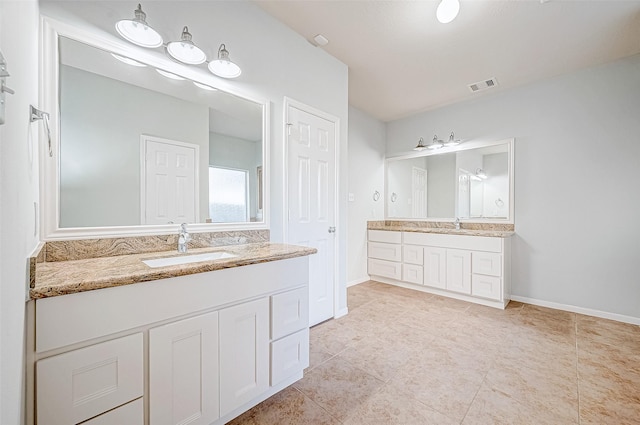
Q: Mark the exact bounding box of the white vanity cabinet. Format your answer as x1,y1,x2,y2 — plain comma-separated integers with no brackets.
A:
367,230,402,280
30,256,310,425
368,230,511,309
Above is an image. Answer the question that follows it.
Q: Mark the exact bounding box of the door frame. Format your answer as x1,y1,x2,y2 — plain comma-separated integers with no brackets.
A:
140,134,200,225
282,97,341,320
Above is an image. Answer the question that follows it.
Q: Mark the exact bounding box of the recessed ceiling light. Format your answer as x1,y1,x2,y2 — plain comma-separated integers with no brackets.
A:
156,69,185,80
110,53,146,67
193,81,217,91
313,34,329,47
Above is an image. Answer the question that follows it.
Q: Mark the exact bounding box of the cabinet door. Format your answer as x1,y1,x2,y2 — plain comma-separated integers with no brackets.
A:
149,311,219,425
423,247,446,289
82,398,144,425
403,264,423,285
271,328,310,386
446,249,471,294
219,298,269,417
403,245,424,265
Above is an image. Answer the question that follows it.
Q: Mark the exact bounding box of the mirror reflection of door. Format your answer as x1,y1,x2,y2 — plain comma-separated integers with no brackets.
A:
208,167,250,223
411,166,427,218
141,136,199,225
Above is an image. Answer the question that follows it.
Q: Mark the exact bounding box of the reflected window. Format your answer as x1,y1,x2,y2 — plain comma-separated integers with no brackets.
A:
209,167,249,222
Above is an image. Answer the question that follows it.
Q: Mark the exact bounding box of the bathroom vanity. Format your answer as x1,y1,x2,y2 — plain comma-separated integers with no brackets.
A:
28,243,315,425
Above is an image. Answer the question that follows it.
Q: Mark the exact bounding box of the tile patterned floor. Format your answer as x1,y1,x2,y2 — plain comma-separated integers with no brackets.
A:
229,281,640,424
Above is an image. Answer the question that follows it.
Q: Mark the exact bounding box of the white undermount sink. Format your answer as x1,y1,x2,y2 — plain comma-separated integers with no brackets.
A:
143,252,237,268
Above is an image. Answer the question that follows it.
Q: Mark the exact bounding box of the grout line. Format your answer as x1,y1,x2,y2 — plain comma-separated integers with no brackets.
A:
291,386,344,424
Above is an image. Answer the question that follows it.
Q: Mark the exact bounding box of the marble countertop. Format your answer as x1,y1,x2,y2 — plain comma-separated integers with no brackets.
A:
31,243,317,300
368,224,514,238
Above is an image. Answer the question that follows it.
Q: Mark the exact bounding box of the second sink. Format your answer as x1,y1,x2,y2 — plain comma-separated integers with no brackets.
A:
143,252,237,268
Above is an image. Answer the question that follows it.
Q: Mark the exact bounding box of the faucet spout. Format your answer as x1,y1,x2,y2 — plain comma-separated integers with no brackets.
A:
454,218,461,230
178,223,191,253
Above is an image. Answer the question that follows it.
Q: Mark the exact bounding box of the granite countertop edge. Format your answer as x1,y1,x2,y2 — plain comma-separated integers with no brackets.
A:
368,225,515,238
31,243,317,300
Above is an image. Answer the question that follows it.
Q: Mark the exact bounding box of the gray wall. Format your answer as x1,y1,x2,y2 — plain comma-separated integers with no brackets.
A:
0,1,40,424
60,65,210,227
426,154,456,218
386,54,640,319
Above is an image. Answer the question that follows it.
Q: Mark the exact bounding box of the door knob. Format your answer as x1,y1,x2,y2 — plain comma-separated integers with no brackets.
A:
328,226,336,233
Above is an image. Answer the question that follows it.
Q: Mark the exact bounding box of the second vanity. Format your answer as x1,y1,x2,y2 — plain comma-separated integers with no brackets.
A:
27,242,316,425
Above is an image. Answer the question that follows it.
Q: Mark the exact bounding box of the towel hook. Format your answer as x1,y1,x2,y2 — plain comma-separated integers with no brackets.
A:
30,105,52,157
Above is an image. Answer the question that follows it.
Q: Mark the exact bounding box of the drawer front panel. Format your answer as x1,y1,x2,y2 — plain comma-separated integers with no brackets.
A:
403,232,502,252
37,333,143,425
270,328,309,386
403,264,423,285
82,398,144,425
472,252,502,277
368,230,402,244
472,274,502,301
271,287,309,340
368,258,402,280
368,242,402,261
403,245,424,265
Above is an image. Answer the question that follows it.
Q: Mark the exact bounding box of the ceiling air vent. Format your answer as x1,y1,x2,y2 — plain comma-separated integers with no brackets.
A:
468,77,498,93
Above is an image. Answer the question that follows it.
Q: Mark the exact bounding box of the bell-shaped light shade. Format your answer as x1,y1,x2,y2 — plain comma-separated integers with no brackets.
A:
428,135,443,150
116,4,163,48
444,131,460,147
414,137,427,151
208,44,242,79
166,26,207,65
436,0,460,24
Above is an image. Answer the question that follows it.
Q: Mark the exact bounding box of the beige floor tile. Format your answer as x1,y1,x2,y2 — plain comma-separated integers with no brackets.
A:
577,314,640,350
307,340,335,372
579,380,640,425
310,319,366,355
294,357,385,421
227,386,340,425
462,383,577,425
343,384,459,425
337,336,414,382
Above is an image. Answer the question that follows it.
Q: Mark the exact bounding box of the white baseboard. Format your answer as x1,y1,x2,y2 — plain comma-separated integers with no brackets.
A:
347,277,370,288
510,295,640,326
334,307,348,319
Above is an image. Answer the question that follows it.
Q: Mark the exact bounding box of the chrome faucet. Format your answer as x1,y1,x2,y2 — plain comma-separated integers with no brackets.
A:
454,217,461,230
178,223,191,253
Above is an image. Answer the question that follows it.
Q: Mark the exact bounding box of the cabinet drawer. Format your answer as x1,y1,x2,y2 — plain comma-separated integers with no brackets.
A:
368,258,402,280
402,264,423,285
472,274,502,301
368,230,402,244
37,333,143,425
271,287,308,340
82,398,143,425
403,245,423,265
472,252,502,277
368,242,402,261
270,328,309,386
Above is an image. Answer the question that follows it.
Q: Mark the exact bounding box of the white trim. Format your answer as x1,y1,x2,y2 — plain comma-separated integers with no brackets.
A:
140,135,201,225
510,295,640,326
347,277,370,288
334,307,349,319
39,16,271,240
283,97,341,321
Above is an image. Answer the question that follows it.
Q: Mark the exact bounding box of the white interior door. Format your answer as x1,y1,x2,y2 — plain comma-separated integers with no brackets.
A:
412,166,427,218
142,136,198,225
286,103,336,326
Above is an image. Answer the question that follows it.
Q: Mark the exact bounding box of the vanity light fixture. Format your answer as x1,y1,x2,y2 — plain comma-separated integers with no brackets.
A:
475,168,487,179
156,69,185,80
208,44,242,79
166,26,207,65
414,137,427,151
444,131,461,147
437,0,460,24
111,53,147,67
193,81,217,91
115,4,163,48
428,135,444,150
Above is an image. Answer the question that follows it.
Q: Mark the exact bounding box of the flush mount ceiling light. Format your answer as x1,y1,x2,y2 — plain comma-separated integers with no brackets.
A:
208,44,242,79
436,0,460,24
111,53,147,67
444,131,461,147
115,4,163,48
156,69,185,80
428,135,444,150
414,137,427,151
193,81,217,91
166,26,207,65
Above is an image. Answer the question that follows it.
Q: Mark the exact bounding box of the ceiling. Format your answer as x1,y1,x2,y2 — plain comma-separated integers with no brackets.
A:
256,0,640,122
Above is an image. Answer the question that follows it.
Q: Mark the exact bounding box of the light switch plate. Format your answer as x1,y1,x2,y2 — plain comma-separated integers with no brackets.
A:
348,193,355,202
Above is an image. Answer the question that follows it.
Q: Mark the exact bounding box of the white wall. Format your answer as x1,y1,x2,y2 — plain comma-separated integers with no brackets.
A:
426,154,456,218
41,2,350,311
346,106,386,285
0,1,40,423
386,54,640,320
60,65,210,226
